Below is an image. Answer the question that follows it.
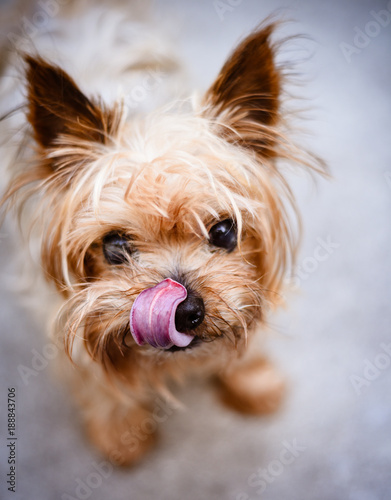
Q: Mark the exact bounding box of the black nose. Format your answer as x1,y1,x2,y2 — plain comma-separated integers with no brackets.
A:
175,294,205,333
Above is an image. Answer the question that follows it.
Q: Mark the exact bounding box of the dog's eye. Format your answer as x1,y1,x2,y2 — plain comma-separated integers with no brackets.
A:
208,219,237,252
102,231,133,265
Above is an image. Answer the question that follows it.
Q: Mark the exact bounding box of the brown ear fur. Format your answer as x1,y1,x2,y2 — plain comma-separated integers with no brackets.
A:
25,55,118,150
204,24,281,156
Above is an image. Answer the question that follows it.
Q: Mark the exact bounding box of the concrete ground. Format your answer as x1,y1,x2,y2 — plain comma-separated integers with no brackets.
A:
0,0,390,499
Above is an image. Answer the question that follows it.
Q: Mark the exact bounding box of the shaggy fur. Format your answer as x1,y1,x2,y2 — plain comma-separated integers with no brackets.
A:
1,4,323,465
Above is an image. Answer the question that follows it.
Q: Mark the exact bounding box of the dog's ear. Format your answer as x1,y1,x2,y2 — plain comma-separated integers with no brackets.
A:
203,24,281,157
25,55,118,150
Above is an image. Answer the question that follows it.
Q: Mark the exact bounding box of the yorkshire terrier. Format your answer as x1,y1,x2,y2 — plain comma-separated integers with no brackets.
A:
1,4,322,465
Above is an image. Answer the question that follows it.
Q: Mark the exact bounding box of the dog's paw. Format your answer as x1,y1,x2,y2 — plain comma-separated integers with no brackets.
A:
84,405,157,467
217,357,285,415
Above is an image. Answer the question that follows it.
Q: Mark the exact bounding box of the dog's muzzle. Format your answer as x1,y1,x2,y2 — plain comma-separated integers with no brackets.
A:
130,278,205,350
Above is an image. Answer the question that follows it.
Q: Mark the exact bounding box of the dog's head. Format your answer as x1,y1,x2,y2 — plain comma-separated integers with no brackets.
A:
5,25,318,380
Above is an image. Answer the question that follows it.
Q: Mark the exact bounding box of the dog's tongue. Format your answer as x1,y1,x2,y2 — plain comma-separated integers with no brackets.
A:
130,279,194,349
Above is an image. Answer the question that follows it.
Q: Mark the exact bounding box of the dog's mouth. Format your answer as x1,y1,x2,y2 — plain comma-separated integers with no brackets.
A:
129,278,199,350
123,329,203,352
166,336,202,353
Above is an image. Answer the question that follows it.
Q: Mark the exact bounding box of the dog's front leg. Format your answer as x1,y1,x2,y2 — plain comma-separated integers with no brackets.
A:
216,355,285,415
70,368,158,466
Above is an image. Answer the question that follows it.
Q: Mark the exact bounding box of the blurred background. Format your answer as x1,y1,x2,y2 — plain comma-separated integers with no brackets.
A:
0,0,390,499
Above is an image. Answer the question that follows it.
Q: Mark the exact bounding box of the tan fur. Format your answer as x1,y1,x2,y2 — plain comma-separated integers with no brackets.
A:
1,22,324,465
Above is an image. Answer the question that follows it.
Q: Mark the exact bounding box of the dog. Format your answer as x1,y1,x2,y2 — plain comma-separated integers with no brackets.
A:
0,2,323,466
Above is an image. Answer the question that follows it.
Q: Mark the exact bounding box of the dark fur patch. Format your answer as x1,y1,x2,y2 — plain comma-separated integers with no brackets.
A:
25,55,119,150
206,24,281,156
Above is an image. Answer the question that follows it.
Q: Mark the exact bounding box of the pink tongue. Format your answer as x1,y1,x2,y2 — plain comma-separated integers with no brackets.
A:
130,279,194,349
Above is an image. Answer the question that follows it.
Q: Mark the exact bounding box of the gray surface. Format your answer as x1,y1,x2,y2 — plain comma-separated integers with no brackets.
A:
1,0,391,499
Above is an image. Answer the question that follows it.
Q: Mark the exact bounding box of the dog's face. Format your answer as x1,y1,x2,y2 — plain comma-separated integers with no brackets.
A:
7,25,302,381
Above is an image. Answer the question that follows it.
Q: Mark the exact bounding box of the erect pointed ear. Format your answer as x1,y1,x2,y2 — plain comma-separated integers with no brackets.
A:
24,55,119,150
203,24,281,157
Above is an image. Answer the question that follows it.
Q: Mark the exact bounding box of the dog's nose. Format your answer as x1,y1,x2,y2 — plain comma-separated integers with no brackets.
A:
175,294,205,332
